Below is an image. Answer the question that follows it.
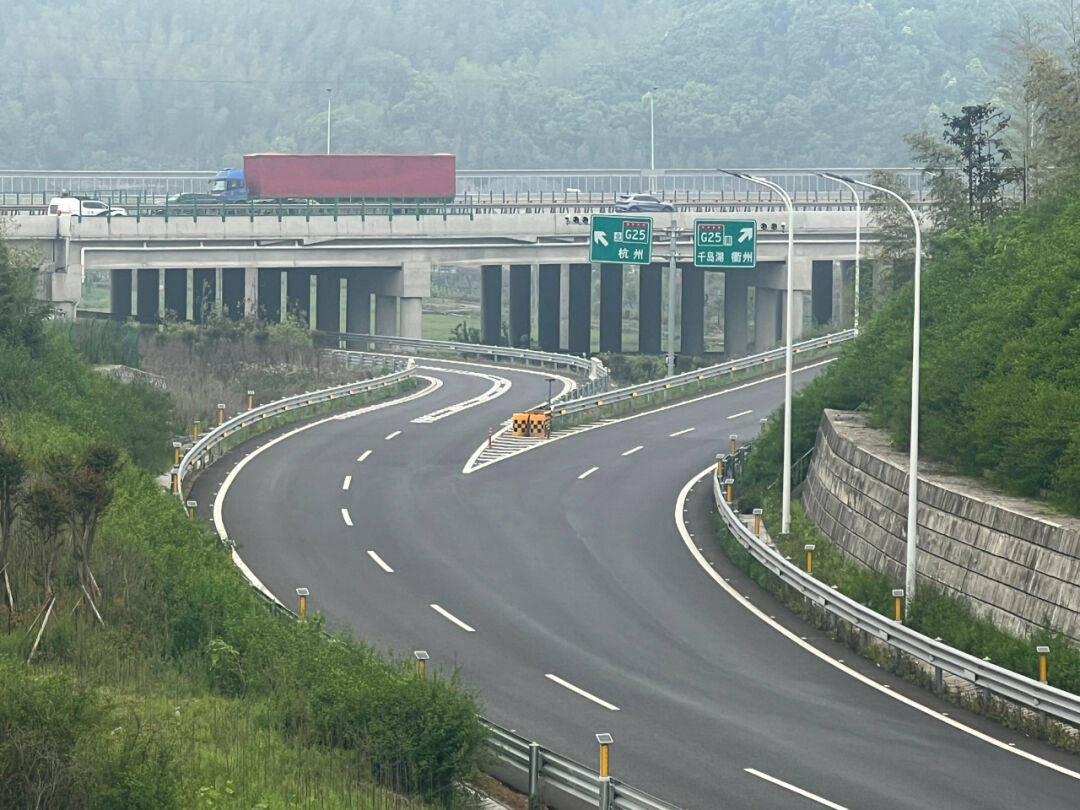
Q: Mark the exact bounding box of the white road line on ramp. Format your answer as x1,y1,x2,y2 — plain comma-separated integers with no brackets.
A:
544,674,621,711
341,508,353,527
578,466,599,480
669,427,695,437
744,769,849,809
727,409,753,419
411,366,512,423
430,604,476,632
342,475,352,491
357,450,372,462
622,445,643,456
674,465,1080,782
367,550,394,573
385,430,401,440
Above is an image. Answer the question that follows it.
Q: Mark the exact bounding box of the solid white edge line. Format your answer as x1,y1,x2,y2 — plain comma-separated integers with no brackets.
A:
341,507,353,527
367,550,394,573
743,768,849,810
622,445,644,456
544,674,621,711
727,409,753,419
674,465,1080,782
357,450,372,462
384,430,402,440
342,475,352,491
669,427,695,437
577,466,599,480
430,603,476,632
411,365,513,423
211,375,442,607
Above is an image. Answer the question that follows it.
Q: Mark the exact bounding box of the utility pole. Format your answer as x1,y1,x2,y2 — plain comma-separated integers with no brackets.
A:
326,88,332,154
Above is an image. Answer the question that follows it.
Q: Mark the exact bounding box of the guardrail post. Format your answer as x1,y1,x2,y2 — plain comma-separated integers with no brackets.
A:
172,440,182,466
729,433,737,454
1037,645,1050,683
170,466,179,494
596,732,613,809
715,453,724,478
296,587,309,620
723,478,734,504
185,499,197,519
598,778,613,810
804,543,815,574
892,589,904,622
247,389,254,410
753,508,763,535
414,649,429,677
217,403,226,426
527,742,542,809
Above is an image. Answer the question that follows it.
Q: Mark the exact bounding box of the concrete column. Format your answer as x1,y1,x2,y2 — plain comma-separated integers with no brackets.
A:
811,260,833,325
374,294,397,336
559,264,570,350
111,269,132,319
136,268,159,324
192,269,216,323
315,269,341,333
679,264,705,357
257,268,281,322
400,297,422,338
286,269,310,325
754,286,779,349
508,264,531,347
777,291,806,342
163,269,186,321
832,260,846,326
638,264,662,354
568,263,592,355
599,263,623,353
221,267,245,320
345,271,371,334
244,267,258,318
538,263,560,351
481,264,503,345
723,271,749,358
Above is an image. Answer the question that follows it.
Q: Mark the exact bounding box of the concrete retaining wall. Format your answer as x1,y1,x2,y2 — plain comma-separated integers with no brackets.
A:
803,409,1080,643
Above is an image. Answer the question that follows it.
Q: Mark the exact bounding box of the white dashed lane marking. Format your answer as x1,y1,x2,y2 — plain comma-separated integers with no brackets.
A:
621,445,643,456
669,427,695,437
577,466,599,480
341,508,353,527
430,604,476,632
367,550,394,573
385,430,402,441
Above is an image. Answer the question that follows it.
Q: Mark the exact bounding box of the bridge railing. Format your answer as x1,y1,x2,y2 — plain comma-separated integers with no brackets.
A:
551,329,855,420
714,448,1080,728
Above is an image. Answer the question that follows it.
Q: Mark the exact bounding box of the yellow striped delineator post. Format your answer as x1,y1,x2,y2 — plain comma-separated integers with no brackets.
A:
296,587,309,620
171,466,179,494
804,543,815,574
724,478,734,504
1038,645,1050,683
247,390,255,410
217,403,226,425
753,508,763,535
893,589,905,622
715,453,724,478
729,433,737,454
596,733,613,777
192,420,200,441
414,650,430,677
172,440,182,466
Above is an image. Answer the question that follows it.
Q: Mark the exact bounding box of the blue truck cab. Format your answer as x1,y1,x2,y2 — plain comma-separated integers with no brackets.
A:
209,168,248,202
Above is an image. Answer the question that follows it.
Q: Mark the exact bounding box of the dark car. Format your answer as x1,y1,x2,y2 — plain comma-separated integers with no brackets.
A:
150,193,222,215
614,193,675,212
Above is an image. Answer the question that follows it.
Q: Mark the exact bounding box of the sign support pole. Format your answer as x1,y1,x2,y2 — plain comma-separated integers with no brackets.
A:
666,218,677,377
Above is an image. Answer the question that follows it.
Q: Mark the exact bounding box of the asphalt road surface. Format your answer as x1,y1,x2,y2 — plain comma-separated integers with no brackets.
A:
208,358,1080,808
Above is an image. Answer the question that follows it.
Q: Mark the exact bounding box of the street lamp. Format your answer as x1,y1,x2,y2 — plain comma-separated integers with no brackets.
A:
834,174,921,612
326,88,332,154
819,172,862,334
545,376,557,408
722,170,795,534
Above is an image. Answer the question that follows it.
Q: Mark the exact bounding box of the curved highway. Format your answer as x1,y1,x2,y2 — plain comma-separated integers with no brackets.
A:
205,358,1080,808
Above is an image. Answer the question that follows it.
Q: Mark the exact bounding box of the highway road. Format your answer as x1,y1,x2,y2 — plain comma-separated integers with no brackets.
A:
204,358,1080,808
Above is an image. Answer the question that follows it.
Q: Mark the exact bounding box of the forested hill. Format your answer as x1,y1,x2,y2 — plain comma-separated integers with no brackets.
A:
0,0,1047,169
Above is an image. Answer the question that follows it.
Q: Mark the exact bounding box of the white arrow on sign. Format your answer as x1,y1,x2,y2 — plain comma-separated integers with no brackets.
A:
738,227,754,243
593,231,609,247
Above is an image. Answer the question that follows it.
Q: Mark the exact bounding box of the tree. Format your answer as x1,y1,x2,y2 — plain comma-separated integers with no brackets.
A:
940,104,1019,224
23,478,67,662
0,236,50,354
0,443,26,612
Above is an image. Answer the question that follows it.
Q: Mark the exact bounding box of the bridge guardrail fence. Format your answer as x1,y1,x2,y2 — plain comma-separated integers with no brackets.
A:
713,448,1080,729
551,329,855,420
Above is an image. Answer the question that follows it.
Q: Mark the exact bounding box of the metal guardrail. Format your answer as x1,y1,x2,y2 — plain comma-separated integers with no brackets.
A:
713,455,1080,728
552,329,856,418
330,331,610,400
482,719,681,810
175,356,414,489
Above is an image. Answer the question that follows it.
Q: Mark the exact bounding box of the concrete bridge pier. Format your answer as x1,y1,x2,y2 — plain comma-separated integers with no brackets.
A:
755,287,780,348
508,264,531,347
399,297,421,339
811,260,833,326
258,268,281,322
680,264,705,357
538,263,560,351
222,267,245,320
244,267,258,319
286,270,310,325
192,268,216,323
481,264,503,345
639,264,662,354
374,294,397,336
723,271,750,357
559,265,570,350
345,271,371,334
315,270,341,332
163,268,187,321
599,263,622,353
136,268,159,324
111,269,132,319
568,263,591,355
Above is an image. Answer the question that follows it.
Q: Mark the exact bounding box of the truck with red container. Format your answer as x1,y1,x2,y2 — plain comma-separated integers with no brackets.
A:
208,153,456,203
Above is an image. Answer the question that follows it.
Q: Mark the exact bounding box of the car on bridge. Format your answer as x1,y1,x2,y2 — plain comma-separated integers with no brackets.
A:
48,196,128,216
614,193,675,212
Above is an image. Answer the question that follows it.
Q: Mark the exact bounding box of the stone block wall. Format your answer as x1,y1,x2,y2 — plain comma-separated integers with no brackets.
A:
802,409,1080,643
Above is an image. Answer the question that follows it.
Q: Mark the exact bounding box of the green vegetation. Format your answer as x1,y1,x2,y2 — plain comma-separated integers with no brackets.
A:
0,0,1054,169
0,239,484,806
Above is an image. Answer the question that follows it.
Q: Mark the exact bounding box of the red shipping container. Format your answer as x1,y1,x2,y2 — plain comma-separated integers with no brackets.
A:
242,153,456,200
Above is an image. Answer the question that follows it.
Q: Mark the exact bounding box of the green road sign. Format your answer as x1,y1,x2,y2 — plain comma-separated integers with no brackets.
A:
589,215,653,264
693,219,757,268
